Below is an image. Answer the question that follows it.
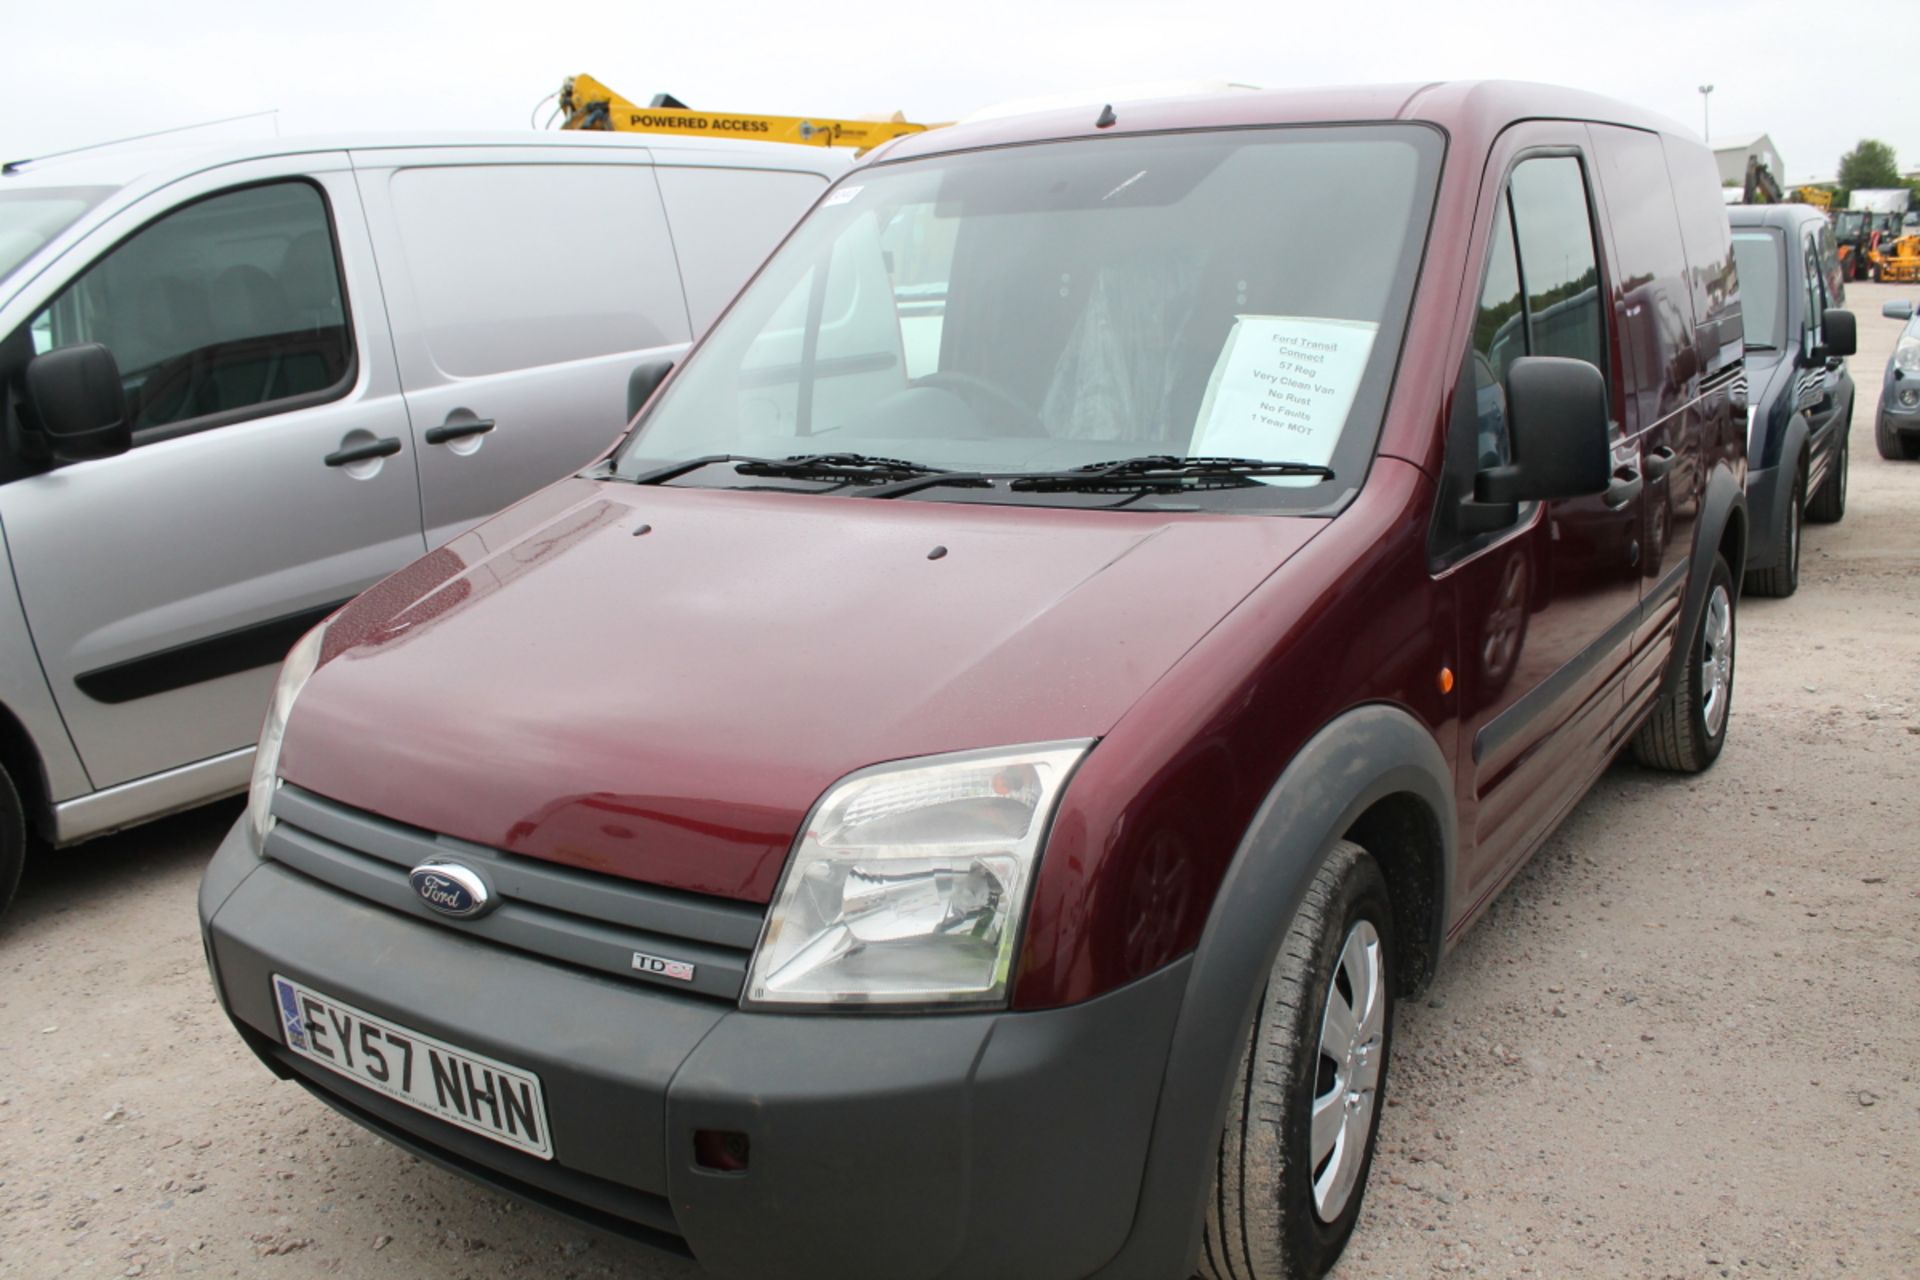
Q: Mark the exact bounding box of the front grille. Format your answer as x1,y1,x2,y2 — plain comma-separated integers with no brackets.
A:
264,785,765,1004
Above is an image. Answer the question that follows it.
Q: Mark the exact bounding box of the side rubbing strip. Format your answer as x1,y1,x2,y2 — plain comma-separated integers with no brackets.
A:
74,599,349,705
1473,602,1640,765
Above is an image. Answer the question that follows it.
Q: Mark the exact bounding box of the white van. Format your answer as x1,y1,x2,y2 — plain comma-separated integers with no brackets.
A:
0,131,850,912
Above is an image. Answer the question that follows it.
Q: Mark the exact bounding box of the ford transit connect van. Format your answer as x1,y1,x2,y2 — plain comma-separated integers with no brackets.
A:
0,131,849,912
202,83,1745,1280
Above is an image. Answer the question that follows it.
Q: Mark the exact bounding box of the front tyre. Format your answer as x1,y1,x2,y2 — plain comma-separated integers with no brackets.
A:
1632,554,1735,772
1806,424,1847,524
1199,841,1394,1280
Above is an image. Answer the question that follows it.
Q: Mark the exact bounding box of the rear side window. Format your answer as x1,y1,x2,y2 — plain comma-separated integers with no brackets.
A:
653,167,827,332
26,181,351,433
1660,138,1740,369
388,164,690,378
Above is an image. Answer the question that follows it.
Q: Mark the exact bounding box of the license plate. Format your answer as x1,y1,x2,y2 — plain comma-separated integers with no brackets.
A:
271,975,552,1159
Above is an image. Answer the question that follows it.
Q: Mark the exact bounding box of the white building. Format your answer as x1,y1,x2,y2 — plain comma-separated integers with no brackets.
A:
1713,133,1784,189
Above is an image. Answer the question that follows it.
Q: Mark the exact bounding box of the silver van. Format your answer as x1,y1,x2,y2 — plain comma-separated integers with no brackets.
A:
0,131,849,913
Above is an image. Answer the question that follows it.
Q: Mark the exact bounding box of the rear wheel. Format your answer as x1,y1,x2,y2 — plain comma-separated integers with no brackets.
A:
0,764,24,922
1745,467,1802,598
1806,429,1847,524
1632,555,1735,773
1198,841,1394,1280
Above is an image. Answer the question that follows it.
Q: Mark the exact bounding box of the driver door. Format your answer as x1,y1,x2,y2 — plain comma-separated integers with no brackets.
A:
0,154,426,791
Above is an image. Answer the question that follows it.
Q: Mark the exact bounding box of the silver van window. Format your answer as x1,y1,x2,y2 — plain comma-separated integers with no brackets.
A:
29,180,352,433
652,166,828,332
386,164,689,378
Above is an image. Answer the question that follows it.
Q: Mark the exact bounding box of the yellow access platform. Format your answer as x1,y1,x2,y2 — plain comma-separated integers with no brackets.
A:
557,74,931,151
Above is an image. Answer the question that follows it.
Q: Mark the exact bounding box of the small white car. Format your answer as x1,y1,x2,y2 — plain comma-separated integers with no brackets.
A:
0,130,850,913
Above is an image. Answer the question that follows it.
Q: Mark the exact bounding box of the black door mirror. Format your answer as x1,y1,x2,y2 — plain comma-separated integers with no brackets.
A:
1475,356,1611,508
1817,308,1857,359
25,343,132,462
626,358,675,423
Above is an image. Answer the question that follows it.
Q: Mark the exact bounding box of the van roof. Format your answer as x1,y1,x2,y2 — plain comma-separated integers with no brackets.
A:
0,129,855,189
869,80,1692,165
1727,203,1832,231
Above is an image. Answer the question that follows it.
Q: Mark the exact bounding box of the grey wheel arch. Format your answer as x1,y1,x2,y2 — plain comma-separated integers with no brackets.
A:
1748,415,1808,573
1088,702,1456,1280
1659,463,1746,703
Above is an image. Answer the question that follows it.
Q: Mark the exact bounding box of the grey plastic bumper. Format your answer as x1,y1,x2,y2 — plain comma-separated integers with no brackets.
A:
200,817,1189,1280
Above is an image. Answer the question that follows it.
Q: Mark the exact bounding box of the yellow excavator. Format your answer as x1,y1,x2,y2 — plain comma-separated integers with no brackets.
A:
555,74,933,151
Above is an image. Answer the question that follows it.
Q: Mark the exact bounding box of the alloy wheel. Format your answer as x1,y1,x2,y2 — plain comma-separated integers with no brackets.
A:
1699,583,1733,738
1310,919,1386,1223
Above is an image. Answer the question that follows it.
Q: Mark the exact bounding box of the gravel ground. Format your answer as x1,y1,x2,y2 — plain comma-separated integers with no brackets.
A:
3,287,1917,1280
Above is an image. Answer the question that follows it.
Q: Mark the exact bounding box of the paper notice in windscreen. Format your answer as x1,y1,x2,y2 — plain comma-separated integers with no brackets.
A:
1190,316,1379,482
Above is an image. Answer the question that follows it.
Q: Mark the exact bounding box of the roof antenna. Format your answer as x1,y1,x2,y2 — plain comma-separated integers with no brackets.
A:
1095,103,1118,129
3,109,280,176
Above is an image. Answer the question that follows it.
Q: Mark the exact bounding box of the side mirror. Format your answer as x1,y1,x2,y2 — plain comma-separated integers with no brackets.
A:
25,343,131,462
626,358,675,423
1818,308,1856,359
1475,357,1612,507
1883,300,1914,321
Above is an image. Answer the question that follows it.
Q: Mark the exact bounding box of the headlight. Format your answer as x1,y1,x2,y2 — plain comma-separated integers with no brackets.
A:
244,622,328,854
1895,337,1920,374
744,741,1091,1008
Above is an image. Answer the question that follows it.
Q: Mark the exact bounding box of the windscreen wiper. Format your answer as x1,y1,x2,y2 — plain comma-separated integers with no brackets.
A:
855,455,1332,500
624,453,945,486
1005,455,1334,492
732,453,947,483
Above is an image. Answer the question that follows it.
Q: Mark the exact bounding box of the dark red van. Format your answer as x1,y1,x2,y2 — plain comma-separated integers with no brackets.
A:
201,81,1745,1280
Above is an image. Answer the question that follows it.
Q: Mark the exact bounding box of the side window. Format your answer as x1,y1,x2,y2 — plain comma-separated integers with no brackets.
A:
27,181,352,433
388,164,690,379
1461,156,1604,477
1819,226,1845,307
1508,157,1603,370
1469,196,1524,468
1803,234,1826,354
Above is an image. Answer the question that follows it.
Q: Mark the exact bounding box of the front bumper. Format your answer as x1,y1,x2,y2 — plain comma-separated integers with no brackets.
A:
199,817,1188,1280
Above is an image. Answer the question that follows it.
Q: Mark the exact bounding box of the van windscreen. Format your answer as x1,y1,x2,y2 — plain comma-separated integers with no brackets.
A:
1729,229,1784,351
616,124,1442,511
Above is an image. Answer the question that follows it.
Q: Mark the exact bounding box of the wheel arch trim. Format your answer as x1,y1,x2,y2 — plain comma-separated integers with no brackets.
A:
1660,462,1745,702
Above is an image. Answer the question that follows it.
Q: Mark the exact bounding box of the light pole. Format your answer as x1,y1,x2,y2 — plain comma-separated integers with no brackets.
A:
1697,84,1714,145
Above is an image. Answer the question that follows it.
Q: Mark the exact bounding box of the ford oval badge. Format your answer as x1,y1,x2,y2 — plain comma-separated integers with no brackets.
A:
409,862,493,919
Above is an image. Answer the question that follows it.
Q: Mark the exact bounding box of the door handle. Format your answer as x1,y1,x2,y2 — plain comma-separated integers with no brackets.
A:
324,437,403,467
1643,446,1676,482
424,418,496,445
1604,466,1643,509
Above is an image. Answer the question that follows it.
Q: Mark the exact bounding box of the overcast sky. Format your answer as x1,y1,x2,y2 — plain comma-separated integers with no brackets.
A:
4,0,1911,185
